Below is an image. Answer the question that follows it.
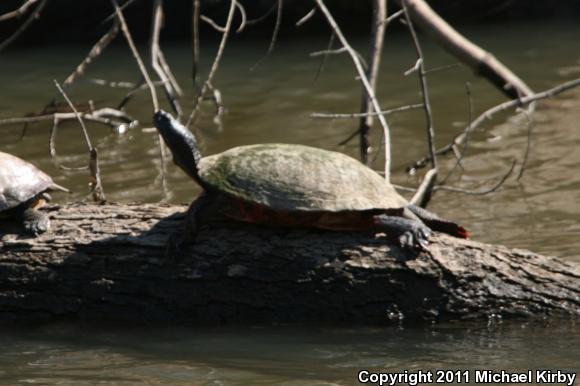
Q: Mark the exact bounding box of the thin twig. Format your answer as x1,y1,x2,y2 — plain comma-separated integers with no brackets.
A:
0,109,133,128
440,82,473,185
49,115,88,171
407,77,580,173
53,80,93,150
0,0,39,22
192,0,200,88
267,0,283,54
200,14,227,32
309,47,347,57
234,0,247,33
383,9,403,26
246,1,277,25
313,103,423,120
313,32,334,83
249,0,283,70
0,0,47,53
516,109,534,181
186,0,237,128
151,0,182,117
112,0,159,111
315,0,393,181
63,23,120,88
357,0,386,164
296,8,316,27
434,160,516,195
402,1,437,174
101,0,138,24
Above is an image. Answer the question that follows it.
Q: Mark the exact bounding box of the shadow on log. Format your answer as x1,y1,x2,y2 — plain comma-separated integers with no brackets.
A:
0,203,579,324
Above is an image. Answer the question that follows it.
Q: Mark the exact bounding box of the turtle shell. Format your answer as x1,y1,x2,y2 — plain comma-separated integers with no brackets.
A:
0,152,53,211
198,144,408,212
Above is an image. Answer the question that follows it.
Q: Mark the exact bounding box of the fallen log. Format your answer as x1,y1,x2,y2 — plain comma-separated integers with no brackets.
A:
0,203,578,324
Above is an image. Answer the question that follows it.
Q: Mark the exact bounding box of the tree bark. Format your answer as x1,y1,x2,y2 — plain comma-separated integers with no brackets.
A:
0,203,578,324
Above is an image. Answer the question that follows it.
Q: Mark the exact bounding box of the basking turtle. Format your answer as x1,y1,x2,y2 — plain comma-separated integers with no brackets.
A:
0,152,69,235
153,110,468,249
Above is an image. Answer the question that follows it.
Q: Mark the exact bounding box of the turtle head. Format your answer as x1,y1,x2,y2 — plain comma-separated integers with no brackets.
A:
153,110,204,186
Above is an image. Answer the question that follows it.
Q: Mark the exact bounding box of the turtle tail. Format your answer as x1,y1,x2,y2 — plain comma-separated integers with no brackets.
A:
49,182,70,193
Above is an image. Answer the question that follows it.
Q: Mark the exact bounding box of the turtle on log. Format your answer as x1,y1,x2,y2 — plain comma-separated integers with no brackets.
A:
0,152,69,236
153,110,468,250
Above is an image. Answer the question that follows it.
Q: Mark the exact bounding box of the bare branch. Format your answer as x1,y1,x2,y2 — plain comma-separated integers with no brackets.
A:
402,0,437,174
53,80,93,151
395,0,533,100
435,160,516,195
312,32,335,83
0,0,40,22
63,23,120,88
313,103,423,120
0,0,47,53
315,0,393,180
296,8,316,27
267,0,283,54
151,0,182,117
49,115,88,171
200,14,227,32
407,77,580,173
101,0,139,24
410,168,437,207
234,0,247,33
112,0,159,111
309,47,347,57
186,0,237,128
516,109,534,181
440,82,474,185
191,0,200,87
383,9,403,26
357,0,386,164
246,2,277,25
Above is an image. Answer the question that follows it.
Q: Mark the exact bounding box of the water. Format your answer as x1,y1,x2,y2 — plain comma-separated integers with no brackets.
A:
1,19,580,385
0,322,578,385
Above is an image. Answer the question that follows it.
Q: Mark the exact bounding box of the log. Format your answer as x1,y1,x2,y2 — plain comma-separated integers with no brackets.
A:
0,203,579,324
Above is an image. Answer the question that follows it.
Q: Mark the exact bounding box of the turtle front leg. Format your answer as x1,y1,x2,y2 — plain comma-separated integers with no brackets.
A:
373,214,432,250
165,192,213,257
21,207,50,236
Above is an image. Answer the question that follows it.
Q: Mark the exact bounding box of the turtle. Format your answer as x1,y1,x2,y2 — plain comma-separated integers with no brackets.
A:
0,152,69,236
153,110,468,250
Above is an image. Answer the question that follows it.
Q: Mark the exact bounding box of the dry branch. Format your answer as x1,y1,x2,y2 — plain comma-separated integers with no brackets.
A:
0,203,579,324
0,0,40,22
357,0,387,165
396,0,533,99
62,23,120,88
407,78,580,173
0,0,47,53
186,0,237,128
402,1,437,174
315,0,393,181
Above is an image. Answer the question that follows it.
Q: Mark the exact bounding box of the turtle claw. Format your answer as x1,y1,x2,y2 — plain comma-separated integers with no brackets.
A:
22,209,50,236
398,225,432,251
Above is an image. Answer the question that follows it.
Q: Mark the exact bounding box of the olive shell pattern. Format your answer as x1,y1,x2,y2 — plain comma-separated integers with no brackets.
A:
198,144,408,212
0,152,53,211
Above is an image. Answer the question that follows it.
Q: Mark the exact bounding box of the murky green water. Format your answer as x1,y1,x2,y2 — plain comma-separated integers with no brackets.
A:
1,19,579,385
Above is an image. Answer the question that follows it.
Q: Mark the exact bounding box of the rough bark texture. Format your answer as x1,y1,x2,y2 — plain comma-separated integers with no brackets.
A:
0,203,579,324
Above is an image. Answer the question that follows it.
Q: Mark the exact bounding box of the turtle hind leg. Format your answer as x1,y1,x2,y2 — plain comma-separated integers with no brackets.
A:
406,204,469,239
373,214,432,251
21,207,50,236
